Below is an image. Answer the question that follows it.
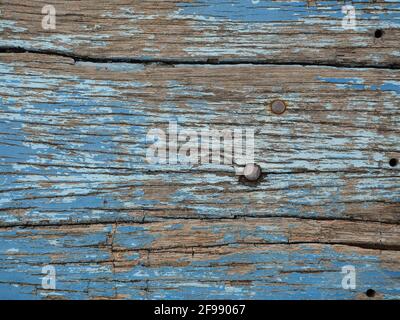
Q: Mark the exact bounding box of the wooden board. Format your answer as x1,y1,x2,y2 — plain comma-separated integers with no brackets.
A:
0,0,400,66
0,0,399,300
1,220,399,299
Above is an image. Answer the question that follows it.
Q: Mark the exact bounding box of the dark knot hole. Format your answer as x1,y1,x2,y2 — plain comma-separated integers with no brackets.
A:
389,158,398,167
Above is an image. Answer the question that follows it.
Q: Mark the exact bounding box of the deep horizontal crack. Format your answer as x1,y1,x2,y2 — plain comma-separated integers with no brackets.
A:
0,214,398,229
1,46,400,70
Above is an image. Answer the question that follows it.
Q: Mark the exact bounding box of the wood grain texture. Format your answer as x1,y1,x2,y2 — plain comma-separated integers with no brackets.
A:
1,219,399,299
0,52,399,299
0,0,400,66
0,0,399,300
0,53,399,226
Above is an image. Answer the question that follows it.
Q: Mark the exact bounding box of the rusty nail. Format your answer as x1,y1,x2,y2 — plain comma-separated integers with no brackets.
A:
270,99,287,115
243,163,261,181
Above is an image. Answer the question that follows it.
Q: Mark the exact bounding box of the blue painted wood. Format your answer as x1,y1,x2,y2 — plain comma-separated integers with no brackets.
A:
0,55,399,226
0,53,399,299
0,0,399,300
0,221,399,299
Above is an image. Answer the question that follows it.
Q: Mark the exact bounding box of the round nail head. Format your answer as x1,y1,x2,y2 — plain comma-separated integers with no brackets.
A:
271,100,286,114
243,164,261,181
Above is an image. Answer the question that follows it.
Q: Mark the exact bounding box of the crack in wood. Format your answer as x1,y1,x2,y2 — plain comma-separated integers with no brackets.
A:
1,47,400,70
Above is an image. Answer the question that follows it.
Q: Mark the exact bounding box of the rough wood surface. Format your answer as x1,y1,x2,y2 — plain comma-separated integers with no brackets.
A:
0,0,399,300
0,0,400,66
1,219,399,299
0,53,399,225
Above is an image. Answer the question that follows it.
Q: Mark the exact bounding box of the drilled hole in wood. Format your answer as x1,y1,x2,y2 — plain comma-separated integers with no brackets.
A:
374,29,383,38
366,289,376,298
389,158,398,167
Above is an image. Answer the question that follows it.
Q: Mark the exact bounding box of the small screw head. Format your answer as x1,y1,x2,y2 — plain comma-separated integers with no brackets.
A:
270,100,287,115
243,163,261,181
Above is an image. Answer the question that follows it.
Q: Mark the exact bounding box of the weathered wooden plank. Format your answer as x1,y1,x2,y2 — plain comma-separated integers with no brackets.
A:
0,53,399,225
1,0,399,302
1,0,400,66
0,218,399,299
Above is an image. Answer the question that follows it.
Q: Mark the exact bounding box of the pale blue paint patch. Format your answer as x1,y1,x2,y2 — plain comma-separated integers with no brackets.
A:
176,0,342,23
317,77,365,85
317,76,367,90
0,20,27,32
176,0,400,25
317,77,400,95
380,81,400,95
165,223,184,231
114,225,157,248
124,252,141,261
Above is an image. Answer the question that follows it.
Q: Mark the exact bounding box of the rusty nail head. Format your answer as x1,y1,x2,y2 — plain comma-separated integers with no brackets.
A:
270,99,287,115
243,163,261,181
